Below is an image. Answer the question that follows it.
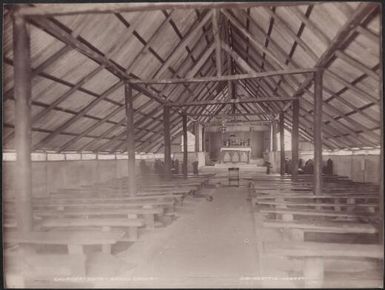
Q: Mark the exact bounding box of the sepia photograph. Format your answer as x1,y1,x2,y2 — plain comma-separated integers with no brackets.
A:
2,1,384,288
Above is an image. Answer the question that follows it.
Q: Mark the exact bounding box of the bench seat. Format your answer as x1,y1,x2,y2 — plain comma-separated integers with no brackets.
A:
255,200,378,209
4,230,124,254
262,220,378,238
263,241,383,287
258,207,379,221
264,241,384,258
40,217,144,241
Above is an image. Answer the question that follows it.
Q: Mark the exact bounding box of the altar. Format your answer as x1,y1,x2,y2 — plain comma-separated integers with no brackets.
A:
220,147,251,163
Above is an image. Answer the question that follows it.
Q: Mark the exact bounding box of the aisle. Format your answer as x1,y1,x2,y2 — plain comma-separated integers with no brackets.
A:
119,186,262,288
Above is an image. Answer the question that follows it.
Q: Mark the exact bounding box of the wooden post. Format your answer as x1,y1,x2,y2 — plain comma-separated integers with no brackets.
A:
272,120,278,151
195,122,200,152
292,99,299,177
13,13,33,233
163,105,171,178
202,125,206,152
269,122,273,152
279,112,285,176
182,113,188,178
314,69,323,195
125,82,136,196
379,21,384,244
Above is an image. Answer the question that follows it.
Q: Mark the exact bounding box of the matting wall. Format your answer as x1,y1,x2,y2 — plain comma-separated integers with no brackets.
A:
3,152,206,198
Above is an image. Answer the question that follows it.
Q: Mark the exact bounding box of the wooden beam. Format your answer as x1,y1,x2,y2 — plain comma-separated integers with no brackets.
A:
184,43,216,79
187,112,271,117
334,50,379,81
4,45,72,100
137,66,224,152
18,2,320,16
13,13,33,232
57,106,124,152
213,9,222,76
221,9,286,69
279,112,285,176
286,2,378,103
232,7,313,97
125,83,136,196
169,97,296,107
163,105,172,178
325,69,379,103
154,10,212,78
29,17,166,104
314,69,323,195
182,113,188,178
262,6,319,62
31,66,105,125
141,116,182,153
127,67,314,85
355,25,380,43
32,81,123,150
135,70,224,153
291,99,299,177
288,6,331,47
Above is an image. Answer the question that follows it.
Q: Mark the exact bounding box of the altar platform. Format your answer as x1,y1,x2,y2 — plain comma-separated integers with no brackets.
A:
220,147,251,163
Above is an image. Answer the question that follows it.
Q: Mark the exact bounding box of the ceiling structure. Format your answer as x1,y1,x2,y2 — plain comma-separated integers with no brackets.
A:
2,2,382,153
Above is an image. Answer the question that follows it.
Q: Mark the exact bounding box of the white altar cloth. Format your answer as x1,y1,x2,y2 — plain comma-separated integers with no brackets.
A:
220,147,251,152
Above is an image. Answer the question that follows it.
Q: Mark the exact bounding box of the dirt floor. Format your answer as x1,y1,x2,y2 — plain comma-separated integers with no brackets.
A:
91,186,263,288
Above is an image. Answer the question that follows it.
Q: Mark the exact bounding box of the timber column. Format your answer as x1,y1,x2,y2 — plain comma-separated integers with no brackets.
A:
195,122,200,152
163,104,171,178
13,13,33,232
279,112,285,176
125,83,136,196
314,69,323,195
272,120,278,151
182,113,188,178
291,99,300,177
379,25,383,244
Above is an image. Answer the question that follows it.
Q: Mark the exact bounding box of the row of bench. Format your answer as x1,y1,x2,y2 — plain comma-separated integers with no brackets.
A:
248,174,383,288
4,174,213,287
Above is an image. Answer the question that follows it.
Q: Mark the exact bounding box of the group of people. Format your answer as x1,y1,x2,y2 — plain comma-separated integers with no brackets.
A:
283,158,334,175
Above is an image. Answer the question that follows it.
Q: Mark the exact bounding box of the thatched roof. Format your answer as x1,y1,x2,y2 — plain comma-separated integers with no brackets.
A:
2,2,382,153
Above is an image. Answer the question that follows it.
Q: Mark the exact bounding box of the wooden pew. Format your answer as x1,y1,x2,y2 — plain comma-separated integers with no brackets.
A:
33,193,184,204
40,217,144,241
6,204,164,229
258,207,379,223
263,241,383,288
261,219,378,241
3,230,124,287
252,193,379,213
4,230,125,255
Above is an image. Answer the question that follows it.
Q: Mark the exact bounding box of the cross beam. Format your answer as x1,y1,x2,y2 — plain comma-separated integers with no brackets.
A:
168,97,297,107
127,68,315,85
17,2,321,16
187,112,273,117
